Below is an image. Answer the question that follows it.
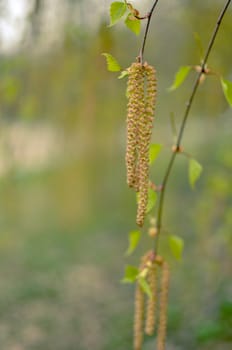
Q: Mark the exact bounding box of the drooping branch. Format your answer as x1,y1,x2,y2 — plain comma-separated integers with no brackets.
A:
154,0,231,254
138,0,160,64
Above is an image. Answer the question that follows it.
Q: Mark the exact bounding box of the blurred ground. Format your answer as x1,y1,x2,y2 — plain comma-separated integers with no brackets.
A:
0,1,231,349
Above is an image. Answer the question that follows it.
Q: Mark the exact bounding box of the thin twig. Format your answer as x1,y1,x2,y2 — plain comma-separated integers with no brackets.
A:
139,0,160,64
154,0,231,254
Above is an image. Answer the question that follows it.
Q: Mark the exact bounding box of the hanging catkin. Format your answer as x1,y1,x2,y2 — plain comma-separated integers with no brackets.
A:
133,281,145,350
145,265,157,335
126,62,145,190
157,261,170,350
136,63,157,226
126,61,157,226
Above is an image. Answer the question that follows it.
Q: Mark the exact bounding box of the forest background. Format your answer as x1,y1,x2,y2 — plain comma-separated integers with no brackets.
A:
0,0,231,349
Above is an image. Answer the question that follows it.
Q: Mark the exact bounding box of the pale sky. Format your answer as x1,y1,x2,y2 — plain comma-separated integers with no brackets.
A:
0,0,30,51
0,0,146,52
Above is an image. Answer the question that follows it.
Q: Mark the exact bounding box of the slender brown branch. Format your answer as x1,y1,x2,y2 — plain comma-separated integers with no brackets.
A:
154,0,231,254
139,0,160,64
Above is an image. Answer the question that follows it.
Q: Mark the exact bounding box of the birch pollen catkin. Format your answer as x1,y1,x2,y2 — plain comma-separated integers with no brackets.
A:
136,63,157,227
126,62,145,190
144,265,157,335
157,261,170,350
133,252,152,350
133,281,145,350
126,61,157,227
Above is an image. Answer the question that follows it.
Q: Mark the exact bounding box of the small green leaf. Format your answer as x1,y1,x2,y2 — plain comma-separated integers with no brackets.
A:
121,265,139,283
126,230,141,256
149,143,162,165
109,1,127,26
221,78,232,107
169,66,191,91
169,235,184,261
125,14,141,35
118,70,129,79
189,158,203,189
147,188,157,214
138,277,152,298
102,53,121,72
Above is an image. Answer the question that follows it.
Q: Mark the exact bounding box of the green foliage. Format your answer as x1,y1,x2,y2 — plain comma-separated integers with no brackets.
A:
138,276,152,298
169,66,191,91
2,76,21,104
196,301,232,343
118,70,129,79
169,235,184,261
102,53,122,72
125,230,141,256
220,301,232,323
125,14,141,36
108,1,141,35
189,158,203,189
197,322,223,343
121,265,139,283
221,77,232,107
20,95,38,120
149,143,162,165
109,1,127,26
146,188,157,214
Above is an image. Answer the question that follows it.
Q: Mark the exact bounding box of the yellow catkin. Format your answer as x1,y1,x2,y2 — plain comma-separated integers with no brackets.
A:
133,282,145,350
157,261,170,350
136,63,157,227
126,62,145,190
145,265,157,335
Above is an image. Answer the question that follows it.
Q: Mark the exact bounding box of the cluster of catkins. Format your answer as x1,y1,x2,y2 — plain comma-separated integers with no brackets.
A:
126,61,157,227
134,252,170,350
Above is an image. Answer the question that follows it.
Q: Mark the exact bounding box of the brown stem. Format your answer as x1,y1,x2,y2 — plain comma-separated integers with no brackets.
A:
139,0,160,64
154,0,231,254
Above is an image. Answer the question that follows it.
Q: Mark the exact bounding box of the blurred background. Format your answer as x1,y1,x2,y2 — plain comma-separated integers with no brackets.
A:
0,0,231,349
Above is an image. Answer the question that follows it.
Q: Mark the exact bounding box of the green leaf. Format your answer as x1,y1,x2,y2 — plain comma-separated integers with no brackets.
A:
121,265,139,283
109,1,127,26
189,158,203,189
125,14,141,35
221,78,232,107
118,70,129,79
169,66,191,91
102,53,121,72
169,235,184,261
149,143,162,165
138,277,152,298
146,188,157,214
126,230,141,256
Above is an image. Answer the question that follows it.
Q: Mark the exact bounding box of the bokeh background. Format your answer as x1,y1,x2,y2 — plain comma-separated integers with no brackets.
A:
0,0,231,349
